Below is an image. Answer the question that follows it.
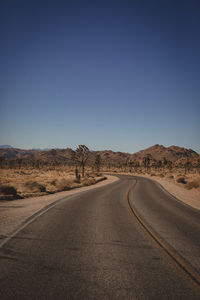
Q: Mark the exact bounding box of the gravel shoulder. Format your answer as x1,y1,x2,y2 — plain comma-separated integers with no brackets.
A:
0,175,119,238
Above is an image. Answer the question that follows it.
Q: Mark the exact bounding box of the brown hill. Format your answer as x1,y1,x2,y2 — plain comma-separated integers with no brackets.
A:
130,144,198,162
0,148,38,159
0,145,199,167
34,148,74,163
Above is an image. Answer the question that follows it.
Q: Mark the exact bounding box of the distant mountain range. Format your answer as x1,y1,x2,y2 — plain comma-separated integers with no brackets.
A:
0,145,13,149
0,144,199,166
0,145,51,151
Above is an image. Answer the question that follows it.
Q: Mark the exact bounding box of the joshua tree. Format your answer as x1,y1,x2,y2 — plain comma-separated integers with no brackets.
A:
75,166,80,183
94,154,101,175
196,159,200,174
17,158,23,169
0,157,6,168
167,160,173,171
184,159,191,174
143,155,151,172
156,160,162,171
127,160,134,173
163,157,168,168
50,149,57,156
75,145,89,177
134,161,140,173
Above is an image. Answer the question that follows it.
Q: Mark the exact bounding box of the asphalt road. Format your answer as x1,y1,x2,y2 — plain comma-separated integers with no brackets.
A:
0,174,199,299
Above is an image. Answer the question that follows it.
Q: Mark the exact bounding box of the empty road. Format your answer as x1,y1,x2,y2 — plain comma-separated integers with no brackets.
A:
0,175,199,299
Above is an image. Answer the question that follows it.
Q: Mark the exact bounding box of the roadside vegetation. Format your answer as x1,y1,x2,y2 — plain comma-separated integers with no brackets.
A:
104,157,200,192
0,145,105,200
0,167,105,200
0,145,199,200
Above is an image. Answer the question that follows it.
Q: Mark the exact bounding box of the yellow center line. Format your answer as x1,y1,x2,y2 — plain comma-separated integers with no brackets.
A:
127,179,200,294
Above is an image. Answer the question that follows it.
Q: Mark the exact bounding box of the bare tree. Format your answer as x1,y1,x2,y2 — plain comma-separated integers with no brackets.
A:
75,145,89,178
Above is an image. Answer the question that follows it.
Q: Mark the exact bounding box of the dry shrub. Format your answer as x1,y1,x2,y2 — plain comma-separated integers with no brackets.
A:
159,174,164,178
168,175,174,179
185,179,200,190
0,185,19,200
96,172,103,177
96,176,107,183
150,173,156,176
55,179,74,191
0,185,17,196
81,178,96,186
25,181,46,192
0,168,105,198
50,180,56,186
176,177,187,184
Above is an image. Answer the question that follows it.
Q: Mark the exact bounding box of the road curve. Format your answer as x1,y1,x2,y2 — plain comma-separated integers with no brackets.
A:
0,174,199,299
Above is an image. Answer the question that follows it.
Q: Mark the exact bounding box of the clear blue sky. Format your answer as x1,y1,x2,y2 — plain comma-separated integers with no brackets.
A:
1,0,199,153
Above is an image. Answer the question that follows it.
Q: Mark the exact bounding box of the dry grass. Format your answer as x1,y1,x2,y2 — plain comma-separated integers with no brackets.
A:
0,167,105,199
24,181,46,193
55,178,77,191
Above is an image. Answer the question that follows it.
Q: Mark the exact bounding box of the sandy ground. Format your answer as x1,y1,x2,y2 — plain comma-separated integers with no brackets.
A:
0,175,119,238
